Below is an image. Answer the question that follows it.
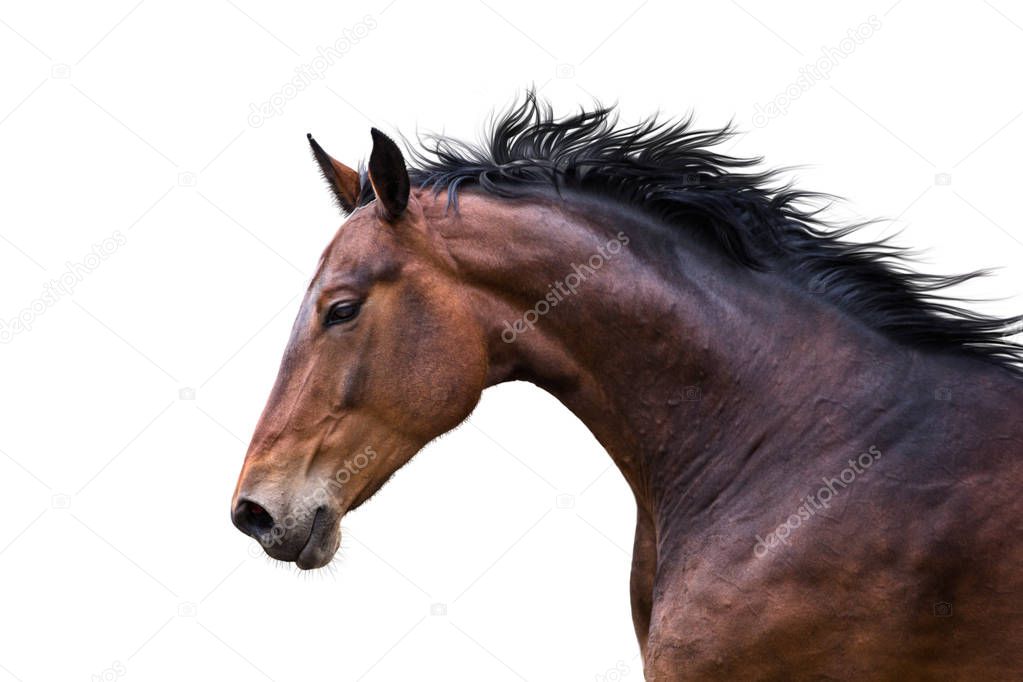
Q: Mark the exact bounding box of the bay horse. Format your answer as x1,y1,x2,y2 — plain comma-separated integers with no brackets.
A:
231,95,1023,679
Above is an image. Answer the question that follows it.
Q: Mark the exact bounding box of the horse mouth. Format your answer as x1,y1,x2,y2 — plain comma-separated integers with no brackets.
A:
296,507,340,570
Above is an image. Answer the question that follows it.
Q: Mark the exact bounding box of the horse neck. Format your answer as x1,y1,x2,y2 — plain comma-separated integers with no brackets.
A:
433,191,925,518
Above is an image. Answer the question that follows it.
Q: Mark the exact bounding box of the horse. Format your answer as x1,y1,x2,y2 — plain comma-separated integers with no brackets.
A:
231,94,1023,680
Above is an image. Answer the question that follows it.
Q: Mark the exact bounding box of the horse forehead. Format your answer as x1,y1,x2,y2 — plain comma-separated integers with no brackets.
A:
324,213,394,264
311,218,408,290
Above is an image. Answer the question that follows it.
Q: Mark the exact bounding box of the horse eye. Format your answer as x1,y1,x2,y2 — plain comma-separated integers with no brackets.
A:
325,301,362,327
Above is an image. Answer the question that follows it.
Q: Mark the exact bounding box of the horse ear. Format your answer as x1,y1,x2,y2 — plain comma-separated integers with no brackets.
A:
367,128,409,221
307,133,361,213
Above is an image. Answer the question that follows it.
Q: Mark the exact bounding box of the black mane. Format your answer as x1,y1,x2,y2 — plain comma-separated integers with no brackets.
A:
382,93,1023,372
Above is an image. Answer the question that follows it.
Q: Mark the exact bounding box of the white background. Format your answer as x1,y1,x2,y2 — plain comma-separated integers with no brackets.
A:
1,1,1022,680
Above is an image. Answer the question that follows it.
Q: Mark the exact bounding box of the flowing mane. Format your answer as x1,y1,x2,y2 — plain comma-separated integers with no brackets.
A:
360,93,1023,371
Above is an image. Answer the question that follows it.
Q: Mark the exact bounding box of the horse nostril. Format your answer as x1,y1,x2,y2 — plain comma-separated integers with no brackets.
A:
232,498,275,539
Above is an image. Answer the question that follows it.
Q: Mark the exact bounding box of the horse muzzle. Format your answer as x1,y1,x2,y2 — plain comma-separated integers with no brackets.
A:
232,495,342,569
